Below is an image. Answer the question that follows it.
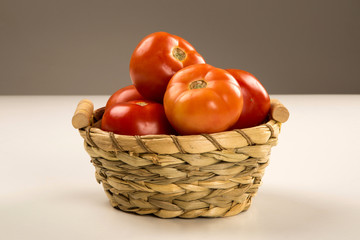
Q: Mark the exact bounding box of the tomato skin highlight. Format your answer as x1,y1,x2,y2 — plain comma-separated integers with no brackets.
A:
164,64,243,135
101,100,175,135
130,32,205,103
105,85,145,109
226,69,270,129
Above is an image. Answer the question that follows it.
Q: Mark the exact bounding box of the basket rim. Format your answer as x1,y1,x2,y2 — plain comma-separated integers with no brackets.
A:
75,98,288,154
79,118,281,155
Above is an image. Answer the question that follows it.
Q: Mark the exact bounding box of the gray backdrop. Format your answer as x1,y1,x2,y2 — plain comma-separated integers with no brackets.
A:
1,0,359,95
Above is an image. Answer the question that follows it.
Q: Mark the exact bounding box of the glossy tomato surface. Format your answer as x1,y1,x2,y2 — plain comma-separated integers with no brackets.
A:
101,100,175,135
105,85,145,109
164,64,243,135
130,32,205,102
226,69,270,129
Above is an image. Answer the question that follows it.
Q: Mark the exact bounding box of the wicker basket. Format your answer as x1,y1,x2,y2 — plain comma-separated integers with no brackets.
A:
72,99,289,218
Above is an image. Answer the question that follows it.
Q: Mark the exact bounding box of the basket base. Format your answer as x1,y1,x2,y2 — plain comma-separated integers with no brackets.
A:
102,185,254,218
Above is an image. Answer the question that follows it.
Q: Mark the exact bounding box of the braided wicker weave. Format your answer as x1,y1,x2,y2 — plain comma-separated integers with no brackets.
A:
73,99,288,218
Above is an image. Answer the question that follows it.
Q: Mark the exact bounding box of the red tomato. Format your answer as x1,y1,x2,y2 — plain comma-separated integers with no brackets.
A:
164,64,243,135
101,100,175,135
105,85,145,109
226,69,270,129
130,32,205,102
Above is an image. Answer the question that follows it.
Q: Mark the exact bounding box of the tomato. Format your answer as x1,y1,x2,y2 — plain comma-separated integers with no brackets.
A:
105,85,145,109
226,69,270,129
130,32,205,102
101,100,175,135
164,64,243,135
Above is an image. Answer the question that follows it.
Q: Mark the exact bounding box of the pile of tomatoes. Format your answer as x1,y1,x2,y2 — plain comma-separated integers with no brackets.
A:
101,32,270,136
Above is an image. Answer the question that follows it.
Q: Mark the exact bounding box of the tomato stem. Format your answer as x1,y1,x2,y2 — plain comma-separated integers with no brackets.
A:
172,47,186,61
189,80,207,89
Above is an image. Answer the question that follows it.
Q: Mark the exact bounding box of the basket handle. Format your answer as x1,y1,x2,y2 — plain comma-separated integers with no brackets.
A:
71,98,289,129
270,99,289,123
72,99,94,129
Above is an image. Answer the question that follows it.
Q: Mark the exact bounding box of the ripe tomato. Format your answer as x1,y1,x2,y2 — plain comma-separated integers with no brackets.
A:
101,100,175,135
226,69,270,129
164,64,243,135
105,85,145,109
130,32,205,102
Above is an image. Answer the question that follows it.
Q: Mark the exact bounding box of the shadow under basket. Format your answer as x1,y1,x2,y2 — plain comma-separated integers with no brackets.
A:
73,99,289,218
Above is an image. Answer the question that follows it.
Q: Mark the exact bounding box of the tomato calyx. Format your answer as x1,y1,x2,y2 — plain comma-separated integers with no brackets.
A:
135,101,148,106
189,80,207,89
172,47,186,61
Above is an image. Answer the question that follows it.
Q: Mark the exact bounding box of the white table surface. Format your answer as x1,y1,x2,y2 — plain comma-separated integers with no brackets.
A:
1,95,360,240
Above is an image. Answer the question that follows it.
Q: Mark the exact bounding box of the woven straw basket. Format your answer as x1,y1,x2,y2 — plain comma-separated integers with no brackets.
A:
72,98,289,218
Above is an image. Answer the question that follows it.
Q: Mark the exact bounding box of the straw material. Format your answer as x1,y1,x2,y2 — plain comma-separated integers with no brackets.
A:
77,111,283,218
